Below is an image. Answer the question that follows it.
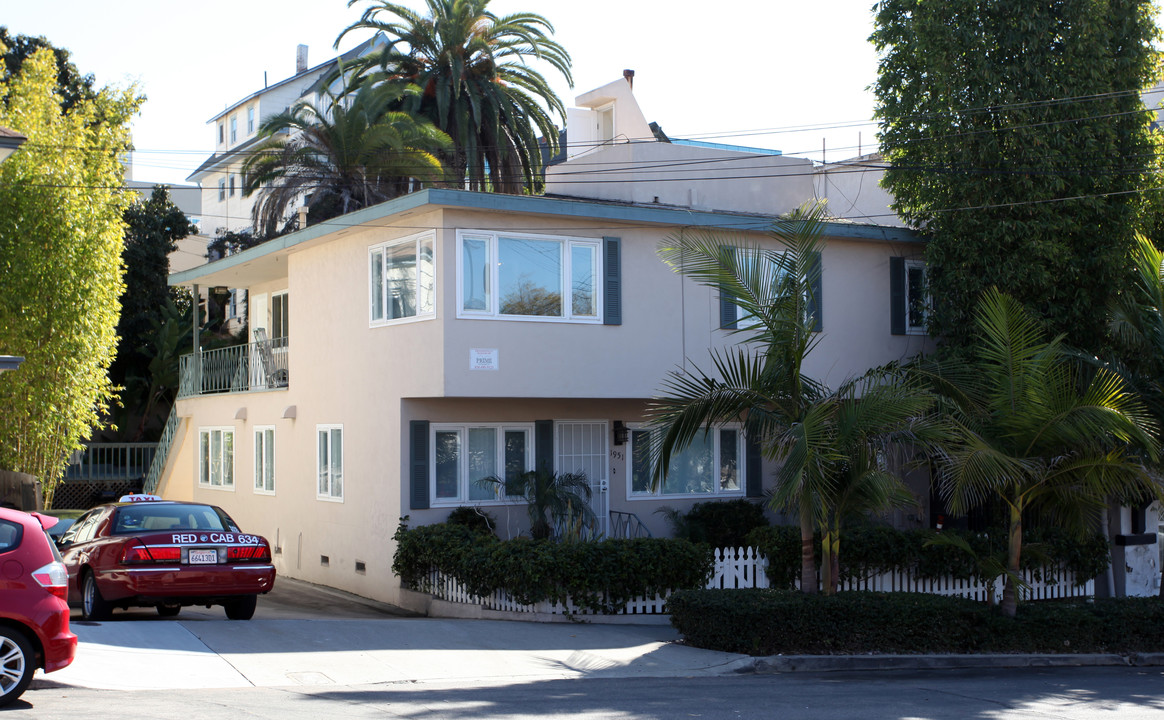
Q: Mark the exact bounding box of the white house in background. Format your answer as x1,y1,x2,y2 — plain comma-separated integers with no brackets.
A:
187,39,380,237
151,73,936,607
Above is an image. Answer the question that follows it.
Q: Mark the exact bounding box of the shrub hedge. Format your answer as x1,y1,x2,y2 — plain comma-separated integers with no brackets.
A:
668,589,1164,655
663,499,769,548
393,519,712,613
744,525,1110,589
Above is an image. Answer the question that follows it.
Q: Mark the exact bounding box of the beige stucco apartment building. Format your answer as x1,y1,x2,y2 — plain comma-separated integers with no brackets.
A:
155,77,933,605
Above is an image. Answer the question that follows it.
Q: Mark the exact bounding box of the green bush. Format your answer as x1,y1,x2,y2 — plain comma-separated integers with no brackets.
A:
668,589,1164,655
393,519,712,613
445,506,497,536
744,525,1110,588
660,499,769,548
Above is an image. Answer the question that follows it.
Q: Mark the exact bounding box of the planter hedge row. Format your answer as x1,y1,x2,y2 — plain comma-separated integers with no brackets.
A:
668,589,1164,655
393,520,711,613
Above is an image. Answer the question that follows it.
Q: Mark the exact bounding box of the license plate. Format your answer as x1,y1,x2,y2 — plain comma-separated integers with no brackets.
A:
188,549,218,565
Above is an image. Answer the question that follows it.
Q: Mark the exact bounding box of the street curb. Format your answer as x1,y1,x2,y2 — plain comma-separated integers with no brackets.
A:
729,652,1164,673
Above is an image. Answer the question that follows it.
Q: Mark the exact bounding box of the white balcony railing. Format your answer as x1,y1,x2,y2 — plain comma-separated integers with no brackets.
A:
179,336,288,398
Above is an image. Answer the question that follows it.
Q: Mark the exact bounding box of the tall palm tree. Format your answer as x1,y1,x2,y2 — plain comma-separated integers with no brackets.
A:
336,0,572,194
241,80,450,237
648,202,936,594
917,288,1161,617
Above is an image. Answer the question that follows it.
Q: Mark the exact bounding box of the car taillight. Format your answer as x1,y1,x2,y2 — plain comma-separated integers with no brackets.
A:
227,542,271,562
121,542,181,564
31,561,68,600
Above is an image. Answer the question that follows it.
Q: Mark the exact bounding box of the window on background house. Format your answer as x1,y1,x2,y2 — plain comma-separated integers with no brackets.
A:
218,179,226,202
229,175,235,197
890,257,930,335
271,291,289,340
254,426,274,494
218,122,224,145
317,425,343,501
458,230,620,324
230,115,237,144
628,426,744,499
370,232,435,324
199,428,235,489
430,424,531,505
247,105,255,134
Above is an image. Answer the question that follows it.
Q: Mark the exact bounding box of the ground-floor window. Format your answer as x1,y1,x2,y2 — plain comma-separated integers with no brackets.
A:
317,425,343,501
431,424,532,504
628,426,743,498
254,426,275,494
199,427,234,489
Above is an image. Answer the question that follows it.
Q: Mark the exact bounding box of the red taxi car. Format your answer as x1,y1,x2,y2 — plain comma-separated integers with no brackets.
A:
57,496,275,621
0,507,76,707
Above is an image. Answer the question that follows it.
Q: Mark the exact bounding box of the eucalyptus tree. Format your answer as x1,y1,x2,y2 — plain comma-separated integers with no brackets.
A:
241,79,450,237
917,288,1161,617
337,0,572,194
649,203,937,594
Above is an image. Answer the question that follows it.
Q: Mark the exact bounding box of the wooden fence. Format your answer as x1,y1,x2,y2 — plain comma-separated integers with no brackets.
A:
413,546,1093,617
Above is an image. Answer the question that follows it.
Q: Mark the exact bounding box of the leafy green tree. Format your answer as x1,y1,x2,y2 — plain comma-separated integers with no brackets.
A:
649,203,936,594
1,27,96,113
872,0,1162,353
915,288,1160,617
0,46,142,506
112,186,195,440
242,79,449,237
337,0,572,194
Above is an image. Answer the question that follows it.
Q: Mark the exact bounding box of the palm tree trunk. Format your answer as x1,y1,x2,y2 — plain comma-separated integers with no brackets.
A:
1001,502,1022,618
799,506,818,594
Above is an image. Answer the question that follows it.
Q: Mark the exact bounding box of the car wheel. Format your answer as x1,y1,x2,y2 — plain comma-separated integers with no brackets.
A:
0,626,34,707
81,570,112,621
156,605,181,618
223,595,257,620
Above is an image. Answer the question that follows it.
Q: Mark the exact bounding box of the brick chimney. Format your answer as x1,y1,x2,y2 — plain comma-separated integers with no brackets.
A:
296,45,309,75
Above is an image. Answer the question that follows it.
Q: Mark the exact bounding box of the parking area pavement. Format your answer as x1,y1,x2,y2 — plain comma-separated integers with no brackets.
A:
46,577,748,691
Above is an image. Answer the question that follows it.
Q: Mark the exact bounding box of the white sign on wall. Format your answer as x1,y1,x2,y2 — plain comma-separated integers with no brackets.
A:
470,348,499,371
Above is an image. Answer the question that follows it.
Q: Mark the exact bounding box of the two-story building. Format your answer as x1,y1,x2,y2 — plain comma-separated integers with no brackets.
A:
152,75,933,606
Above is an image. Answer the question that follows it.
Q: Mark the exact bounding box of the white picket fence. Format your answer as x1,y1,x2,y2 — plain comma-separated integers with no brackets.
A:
414,546,1093,617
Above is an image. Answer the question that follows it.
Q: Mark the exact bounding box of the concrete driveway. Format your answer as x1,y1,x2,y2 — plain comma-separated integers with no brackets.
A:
45,578,749,691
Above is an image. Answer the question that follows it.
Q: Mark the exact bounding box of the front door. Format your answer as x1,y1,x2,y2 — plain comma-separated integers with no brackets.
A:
556,422,609,538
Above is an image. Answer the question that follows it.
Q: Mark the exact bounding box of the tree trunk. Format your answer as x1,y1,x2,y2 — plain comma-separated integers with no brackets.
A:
799,506,818,594
1001,503,1022,618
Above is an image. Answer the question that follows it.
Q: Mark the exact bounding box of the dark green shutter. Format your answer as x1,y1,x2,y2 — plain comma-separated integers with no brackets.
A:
603,237,621,325
808,251,823,333
745,431,762,498
409,420,430,510
890,256,905,336
535,420,554,474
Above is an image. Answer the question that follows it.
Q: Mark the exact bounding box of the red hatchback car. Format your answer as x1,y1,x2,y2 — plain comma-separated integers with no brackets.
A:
57,497,275,621
0,507,77,707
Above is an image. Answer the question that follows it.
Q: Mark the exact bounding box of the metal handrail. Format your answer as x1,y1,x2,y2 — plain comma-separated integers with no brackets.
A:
609,510,652,539
178,336,288,398
143,406,181,495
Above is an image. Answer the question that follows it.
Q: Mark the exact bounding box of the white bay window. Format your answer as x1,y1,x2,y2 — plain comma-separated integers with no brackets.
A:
370,231,435,324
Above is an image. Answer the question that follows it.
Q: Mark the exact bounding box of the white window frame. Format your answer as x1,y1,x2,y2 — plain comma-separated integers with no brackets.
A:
230,114,237,144
247,105,255,135
316,425,344,502
218,178,226,202
198,427,235,490
456,230,603,323
229,174,236,197
369,231,436,326
626,424,745,501
904,259,930,335
254,426,275,495
430,423,534,506
271,290,289,340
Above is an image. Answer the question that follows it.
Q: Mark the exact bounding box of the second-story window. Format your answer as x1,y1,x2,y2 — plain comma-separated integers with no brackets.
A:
230,115,237,144
218,179,226,202
891,256,930,336
457,230,602,323
229,175,235,197
247,106,255,135
370,231,435,324
218,122,224,145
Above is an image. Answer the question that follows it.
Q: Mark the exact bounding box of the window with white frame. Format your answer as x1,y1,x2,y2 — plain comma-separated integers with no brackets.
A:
317,425,343,501
254,426,275,494
230,115,237,144
628,426,744,498
905,259,929,334
218,179,226,202
199,427,235,489
247,105,255,135
431,424,532,504
271,291,289,340
218,122,224,145
370,232,435,324
458,230,601,322
720,247,820,331
229,175,236,197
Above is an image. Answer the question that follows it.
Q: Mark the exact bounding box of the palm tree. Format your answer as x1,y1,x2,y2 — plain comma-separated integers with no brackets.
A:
241,79,450,237
477,468,593,540
917,288,1160,617
648,202,936,594
336,0,572,194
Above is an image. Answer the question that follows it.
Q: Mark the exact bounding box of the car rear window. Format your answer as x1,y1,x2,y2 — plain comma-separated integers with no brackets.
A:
0,519,23,552
112,504,237,534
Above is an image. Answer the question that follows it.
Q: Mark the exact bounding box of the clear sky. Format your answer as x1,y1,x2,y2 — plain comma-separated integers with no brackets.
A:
5,1,894,186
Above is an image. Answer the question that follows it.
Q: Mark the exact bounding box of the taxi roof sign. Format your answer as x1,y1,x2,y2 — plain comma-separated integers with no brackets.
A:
119,493,163,503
